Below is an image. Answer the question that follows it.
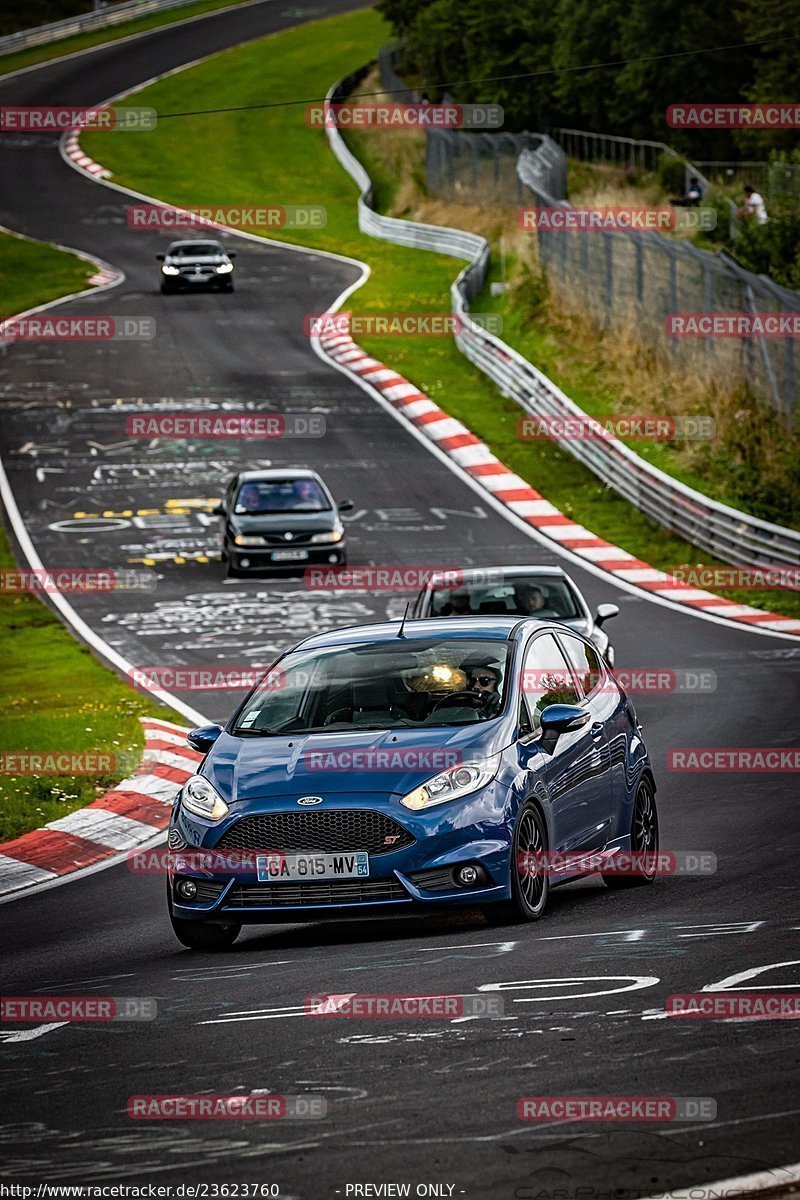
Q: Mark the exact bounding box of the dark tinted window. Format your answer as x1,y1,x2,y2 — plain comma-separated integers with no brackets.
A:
235,479,330,514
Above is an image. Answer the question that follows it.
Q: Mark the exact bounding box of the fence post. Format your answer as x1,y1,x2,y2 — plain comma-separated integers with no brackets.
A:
604,233,614,326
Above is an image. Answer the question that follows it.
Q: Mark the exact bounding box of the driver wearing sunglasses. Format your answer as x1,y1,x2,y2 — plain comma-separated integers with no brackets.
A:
460,657,503,717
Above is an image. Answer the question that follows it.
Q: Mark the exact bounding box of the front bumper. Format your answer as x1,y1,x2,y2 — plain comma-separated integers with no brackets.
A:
168,786,513,922
228,543,346,570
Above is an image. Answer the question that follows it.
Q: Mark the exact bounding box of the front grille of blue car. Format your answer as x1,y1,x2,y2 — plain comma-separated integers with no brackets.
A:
216,810,416,856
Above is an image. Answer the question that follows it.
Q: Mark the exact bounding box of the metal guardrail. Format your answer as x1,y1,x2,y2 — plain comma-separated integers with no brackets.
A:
0,0,207,55
325,69,800,569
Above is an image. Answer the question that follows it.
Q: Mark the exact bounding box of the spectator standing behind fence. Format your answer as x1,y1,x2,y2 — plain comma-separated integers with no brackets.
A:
670,176,703,207
735,185,769,224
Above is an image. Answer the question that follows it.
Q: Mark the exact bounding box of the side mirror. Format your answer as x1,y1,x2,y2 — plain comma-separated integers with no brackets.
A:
539,704,590,753
187,724,223,755
212,503,225,516
156,253,165,261
227,251,237,258
594,603,619,628
337,499,355,513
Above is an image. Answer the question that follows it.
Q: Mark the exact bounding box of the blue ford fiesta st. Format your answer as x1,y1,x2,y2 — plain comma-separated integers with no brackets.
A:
166,617,659,949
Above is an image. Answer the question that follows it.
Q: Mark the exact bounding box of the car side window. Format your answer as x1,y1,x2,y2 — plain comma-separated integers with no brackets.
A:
521,632,580,732
558,634,604,697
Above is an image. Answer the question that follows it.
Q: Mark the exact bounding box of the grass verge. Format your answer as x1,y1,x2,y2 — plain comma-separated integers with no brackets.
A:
0,226,95,317
0,232,185,843
0,0,260,78
80,9,800,619
0,527,187,842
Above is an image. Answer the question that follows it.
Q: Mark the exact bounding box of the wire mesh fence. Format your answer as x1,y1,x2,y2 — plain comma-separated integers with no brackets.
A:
375,48,799,418
518,150,800,419
695,161,800,203
426,130,560,203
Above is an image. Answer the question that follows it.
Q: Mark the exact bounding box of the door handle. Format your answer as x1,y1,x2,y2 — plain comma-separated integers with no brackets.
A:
590,721,604,740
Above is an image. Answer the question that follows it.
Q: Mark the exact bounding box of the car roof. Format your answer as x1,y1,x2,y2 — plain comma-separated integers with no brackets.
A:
166,239,225,252
234,467,322,483
428,565,568,587
294,616,565,652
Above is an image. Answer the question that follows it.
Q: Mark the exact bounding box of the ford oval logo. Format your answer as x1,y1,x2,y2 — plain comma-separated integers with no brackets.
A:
297,795,323,806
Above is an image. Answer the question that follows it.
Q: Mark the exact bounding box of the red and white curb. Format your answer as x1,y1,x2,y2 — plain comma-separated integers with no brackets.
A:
63,129,112,180
318,331,800,637
0,718,198,899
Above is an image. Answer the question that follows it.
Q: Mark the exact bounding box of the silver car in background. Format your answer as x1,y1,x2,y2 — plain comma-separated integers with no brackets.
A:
412,565,620,665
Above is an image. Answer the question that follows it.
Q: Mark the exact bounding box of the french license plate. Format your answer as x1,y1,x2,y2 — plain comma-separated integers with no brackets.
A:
271,548,309,562
256,851,369,882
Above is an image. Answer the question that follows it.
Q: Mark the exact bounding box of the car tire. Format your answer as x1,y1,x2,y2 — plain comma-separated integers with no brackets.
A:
160,284,175,294
224,282,234,292
602,775,659,888
484,800,549,924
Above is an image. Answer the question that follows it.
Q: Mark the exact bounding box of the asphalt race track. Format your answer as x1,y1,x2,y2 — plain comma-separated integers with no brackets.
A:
1,5,799,1195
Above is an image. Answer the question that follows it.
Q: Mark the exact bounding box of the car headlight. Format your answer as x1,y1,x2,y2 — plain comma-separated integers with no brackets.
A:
161,264,180,276
215,262,234,274
401,758,499,811
181,774,229,821
310,526,344,544
234,535,267,546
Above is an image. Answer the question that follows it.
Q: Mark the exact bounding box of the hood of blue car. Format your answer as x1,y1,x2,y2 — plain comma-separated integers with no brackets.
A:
205,723,510,802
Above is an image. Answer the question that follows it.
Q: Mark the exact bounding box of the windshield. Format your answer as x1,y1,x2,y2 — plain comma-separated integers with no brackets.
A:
233,638,512,734
234,479,330,514
170,243,223,257
430,575,581,620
